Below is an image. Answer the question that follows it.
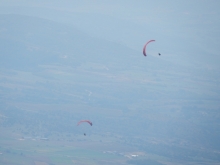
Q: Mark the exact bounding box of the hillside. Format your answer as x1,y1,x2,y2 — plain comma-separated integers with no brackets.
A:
0,14,220,164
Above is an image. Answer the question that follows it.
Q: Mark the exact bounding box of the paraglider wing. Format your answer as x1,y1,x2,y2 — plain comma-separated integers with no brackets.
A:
143,40,155,56
77,120,92,126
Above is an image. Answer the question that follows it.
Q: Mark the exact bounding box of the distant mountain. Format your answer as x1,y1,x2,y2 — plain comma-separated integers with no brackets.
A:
0,14,139,70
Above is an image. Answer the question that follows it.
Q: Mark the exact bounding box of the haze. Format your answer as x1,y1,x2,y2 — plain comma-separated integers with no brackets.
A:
0,1,220,165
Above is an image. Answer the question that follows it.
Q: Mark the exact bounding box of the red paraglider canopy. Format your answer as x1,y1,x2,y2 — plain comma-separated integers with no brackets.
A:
143,40,155,56
77,120,92,126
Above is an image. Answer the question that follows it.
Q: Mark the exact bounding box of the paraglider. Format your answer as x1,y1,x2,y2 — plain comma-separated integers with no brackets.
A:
158,53,161,56
77,120,92,136
77,120,92,126
143,40,155,56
